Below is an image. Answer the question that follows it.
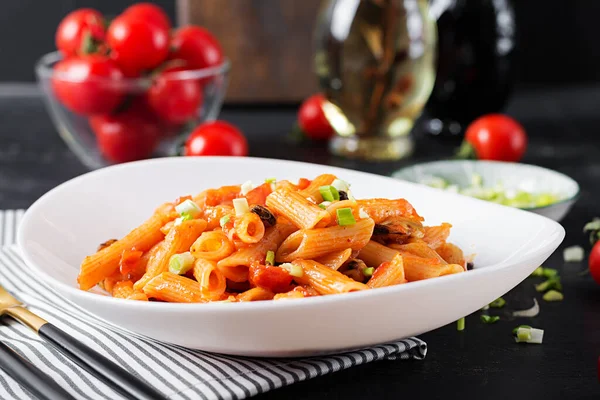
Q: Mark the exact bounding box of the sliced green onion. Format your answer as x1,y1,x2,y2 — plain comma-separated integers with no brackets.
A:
174,213,193,226
265,177,276,184
319,201,332,210
512,298,540,317
240,180,254,196
563,245,584,262
336,208,356,226
456,317,465,331
480,315,499,324
363,267,374,277
281,263,304,278
331,179,350,193
358,208,369,219
219,215,231,228
512,325,532,334
489,297,506,308
542,268,558,278
265,250,275,266
233,198,250,216
346,190,357,203
514,326,544,344
481,304,490,311
530,266,544,277
175,199,201,218
543,290,564,302
168,252,195,275
319,185,340,202
535,276,562,292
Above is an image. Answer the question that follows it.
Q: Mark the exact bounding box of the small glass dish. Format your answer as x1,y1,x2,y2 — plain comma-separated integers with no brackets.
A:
35,51,230,169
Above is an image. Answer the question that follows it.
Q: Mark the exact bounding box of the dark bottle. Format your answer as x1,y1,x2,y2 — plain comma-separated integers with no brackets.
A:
423,0,517,137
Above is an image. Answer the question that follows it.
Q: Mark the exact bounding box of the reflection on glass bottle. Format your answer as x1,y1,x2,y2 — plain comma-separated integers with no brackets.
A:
424,0,517,137
314,0,437,160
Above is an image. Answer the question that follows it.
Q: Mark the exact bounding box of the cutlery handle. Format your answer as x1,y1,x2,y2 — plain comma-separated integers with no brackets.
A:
0,340,77,400
38,323,167,400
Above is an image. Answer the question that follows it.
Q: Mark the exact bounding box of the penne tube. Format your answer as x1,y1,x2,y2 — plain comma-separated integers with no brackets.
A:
160,221,175,235
356,240,399,268
436,242,466,268
291,260,369,295
389,242,447,264
129,241,163,283
193,185,241,208
111,280,134,299
236,287,275,302
190,230,235,261
266,188,331,230
420,223,452,249
400,253,464,281
298,174,336,203
277,218,374,263
203,205,234,230
357,198,424,236
235,212,265,244
273,290,305,300
134,219,207,291
314,248,353,270
79,210,172,291
143,272,204,303
127,291,149,301
367,254,406,288
218,222,297,282
193,258,227,300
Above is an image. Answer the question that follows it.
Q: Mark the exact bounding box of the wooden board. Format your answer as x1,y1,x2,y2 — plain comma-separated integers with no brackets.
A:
177,0,321,103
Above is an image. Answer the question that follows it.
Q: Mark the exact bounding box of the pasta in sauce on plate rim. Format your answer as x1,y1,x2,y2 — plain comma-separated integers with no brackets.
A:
77,174,467,303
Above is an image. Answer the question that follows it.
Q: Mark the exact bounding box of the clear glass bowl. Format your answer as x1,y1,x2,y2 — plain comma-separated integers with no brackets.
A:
35,51,230,169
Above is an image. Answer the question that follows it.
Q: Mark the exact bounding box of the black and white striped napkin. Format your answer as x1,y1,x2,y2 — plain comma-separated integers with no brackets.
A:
0,210,426,400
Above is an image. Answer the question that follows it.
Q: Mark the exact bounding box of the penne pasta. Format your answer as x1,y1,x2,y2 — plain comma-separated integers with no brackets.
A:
273,290,305,300
367,254,406,288
401,253,464,282
291,260,369,295
111,280,134,299
193,258,227,300
357,240,399,268
218,222,297,282
127,291,149,301
143,272,204,303
203,205,234,230
190,230,235,261
79,210,172,290
436,242,466,268
314,248,353,270
276,218,374,262
266,188,331,230
134,219,207,291
390,242,447,264
298,174,336,203
358,198,424,236
420,223,452,249
235,212,265,244
237,287,275,302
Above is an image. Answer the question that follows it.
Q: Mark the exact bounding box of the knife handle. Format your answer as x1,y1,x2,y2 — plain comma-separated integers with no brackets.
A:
0,340,77,400
38,323,167,400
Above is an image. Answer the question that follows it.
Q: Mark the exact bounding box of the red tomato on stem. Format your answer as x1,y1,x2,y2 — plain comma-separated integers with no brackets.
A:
106,14,169,76
90,105,160,163
298,94,335,140
147,64,203,124
55,8,105,57
52,55,124,115
170,26,224,70
460,114,527,162
184,121,248,157
122,3,171,31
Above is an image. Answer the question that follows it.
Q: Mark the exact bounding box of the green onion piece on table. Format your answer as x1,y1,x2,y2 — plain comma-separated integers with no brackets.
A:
480,315,500,324
542,290,564,302
542,268,558,278
535,276,562,292
456,317,465,331
336,208,356,226
513,326,544,344
530,266,544,277
563,246,584,262
489,297,506,308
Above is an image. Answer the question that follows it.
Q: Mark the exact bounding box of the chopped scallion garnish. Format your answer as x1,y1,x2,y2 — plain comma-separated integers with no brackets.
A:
480,315,500,324
175,199,201,218
240,180,254,196
489,297,506,308
512,325,532,334
336,208,356,226
319,185,340,202
542,290,564,302
363,267,374,277
512,298,540,317
331,179,350,193
535,276,562,292
359,208,369,219
542,268,558,278
281,263,304,278
219,215,231,228
530,266,544,277
265,250,275,266
233,198,250,216
513,326,544,344
456,317,465,331
174,213,193,226
168,252,195,275
563,245,584,262
265,177,276,184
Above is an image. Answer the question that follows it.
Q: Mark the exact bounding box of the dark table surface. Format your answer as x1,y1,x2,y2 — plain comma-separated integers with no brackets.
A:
1,83,600,399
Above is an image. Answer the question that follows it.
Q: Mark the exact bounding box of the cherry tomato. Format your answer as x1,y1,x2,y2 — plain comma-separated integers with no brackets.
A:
463,114,527,162
250,265,293,293
298,94,335,140
147,64,203,124
170,26,224,70
55,8,105,57
589,242,600,285
184,121,248,157
90,107,160,163
106,14,169,76
52,55,124,115
122,3,171,31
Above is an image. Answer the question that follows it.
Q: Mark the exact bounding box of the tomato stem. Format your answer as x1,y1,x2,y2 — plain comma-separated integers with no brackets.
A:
455,140,477,160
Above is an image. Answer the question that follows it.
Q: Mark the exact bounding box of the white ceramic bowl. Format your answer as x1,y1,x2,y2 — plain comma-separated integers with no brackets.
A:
18,157,564,357
392,160,579,222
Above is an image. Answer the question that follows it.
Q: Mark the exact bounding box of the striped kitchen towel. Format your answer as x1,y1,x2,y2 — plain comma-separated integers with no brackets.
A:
0,210,426,400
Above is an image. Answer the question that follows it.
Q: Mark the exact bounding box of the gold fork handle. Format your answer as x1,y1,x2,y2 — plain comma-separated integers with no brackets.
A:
5,306,47,332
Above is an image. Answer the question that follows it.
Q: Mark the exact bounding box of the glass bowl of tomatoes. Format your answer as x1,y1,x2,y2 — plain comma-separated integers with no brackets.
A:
35,51,230,169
